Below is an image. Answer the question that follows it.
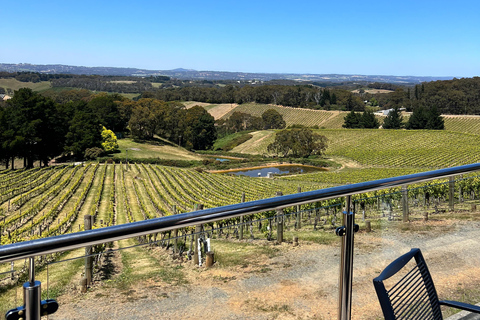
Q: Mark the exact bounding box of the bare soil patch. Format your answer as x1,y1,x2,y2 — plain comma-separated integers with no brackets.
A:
183,101,212,108
351,89,394,94
182,102,238,119
328,156,363,170
207,104,239,119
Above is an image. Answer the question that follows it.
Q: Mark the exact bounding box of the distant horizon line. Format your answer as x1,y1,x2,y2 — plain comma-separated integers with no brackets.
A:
0,62,461,79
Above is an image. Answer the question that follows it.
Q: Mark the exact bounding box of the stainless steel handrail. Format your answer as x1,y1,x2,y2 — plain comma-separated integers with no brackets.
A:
1,163,480,263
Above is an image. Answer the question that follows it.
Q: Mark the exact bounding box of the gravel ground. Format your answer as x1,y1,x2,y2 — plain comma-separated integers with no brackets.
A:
50,220,480,320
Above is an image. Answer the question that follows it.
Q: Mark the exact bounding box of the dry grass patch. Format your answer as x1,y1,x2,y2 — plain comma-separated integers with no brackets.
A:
116,138,204,161
212,239,280,269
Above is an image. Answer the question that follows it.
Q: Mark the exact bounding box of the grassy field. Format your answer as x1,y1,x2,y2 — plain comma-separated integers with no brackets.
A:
0,79,51,92
230,130,275,154
118,93,140,100
213,131,253,151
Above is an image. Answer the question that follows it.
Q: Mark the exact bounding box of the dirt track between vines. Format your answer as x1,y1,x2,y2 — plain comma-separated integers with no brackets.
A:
52,219,480,320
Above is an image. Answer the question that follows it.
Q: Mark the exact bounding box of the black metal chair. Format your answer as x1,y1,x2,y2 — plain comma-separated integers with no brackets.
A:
373,248,480,320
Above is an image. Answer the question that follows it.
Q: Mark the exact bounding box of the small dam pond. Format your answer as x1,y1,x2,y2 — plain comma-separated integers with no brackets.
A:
216,165,327,177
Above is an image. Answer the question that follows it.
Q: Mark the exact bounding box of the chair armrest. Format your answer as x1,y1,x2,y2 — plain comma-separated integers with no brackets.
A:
440,300,480,314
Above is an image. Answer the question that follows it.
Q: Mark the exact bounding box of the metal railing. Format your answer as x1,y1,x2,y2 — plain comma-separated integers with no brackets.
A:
2,162,480,320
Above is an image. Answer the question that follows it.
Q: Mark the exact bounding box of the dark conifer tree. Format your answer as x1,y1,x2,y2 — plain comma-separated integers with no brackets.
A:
383,107,403,129
425,106,444,130
405,106,428,129
361,110,380,129
343,110,363,128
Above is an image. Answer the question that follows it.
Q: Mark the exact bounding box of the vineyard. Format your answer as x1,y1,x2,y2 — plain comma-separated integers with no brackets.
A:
215,103,480,136
3,160,480,317
443,115,480,135
220,103,339,128
1,161,480,252
231,128,480,168
3,104,480,317
0,163,322,244
281,167,425,186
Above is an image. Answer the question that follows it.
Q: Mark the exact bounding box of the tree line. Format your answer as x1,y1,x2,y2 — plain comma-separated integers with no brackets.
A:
215,109,286,137
0,89,130,168
369,77,480,115
343,107,444,130
51,77,154,94
0,71,75,83
142,85,366,111
3,71,480,115
0,88,217,169
127,99,216,150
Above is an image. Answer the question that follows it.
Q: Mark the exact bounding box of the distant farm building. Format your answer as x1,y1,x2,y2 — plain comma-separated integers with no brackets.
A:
0,94,12,101
379,108,406,116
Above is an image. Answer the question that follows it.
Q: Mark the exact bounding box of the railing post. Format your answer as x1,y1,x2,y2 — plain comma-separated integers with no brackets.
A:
84,215,93,286
449,176,455,211
6,257,59,319
276,191,284,243
193,204,203,266
402,185,409,222
459,174,463,202
338,195,355,320
296,187,302,229
24,257,41,320
172,205,178,254
239,193,245,240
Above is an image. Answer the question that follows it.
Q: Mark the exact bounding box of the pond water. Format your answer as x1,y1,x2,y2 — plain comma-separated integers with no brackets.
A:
225,165,326,177
215,158,230,162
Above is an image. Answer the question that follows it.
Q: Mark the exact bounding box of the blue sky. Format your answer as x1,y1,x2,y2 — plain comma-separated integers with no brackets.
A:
1,0,479,77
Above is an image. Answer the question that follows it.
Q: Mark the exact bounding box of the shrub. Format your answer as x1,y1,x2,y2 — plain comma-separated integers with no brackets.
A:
84,147,105,160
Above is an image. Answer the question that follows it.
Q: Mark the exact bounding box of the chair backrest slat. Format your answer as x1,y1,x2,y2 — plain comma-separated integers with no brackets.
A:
373,248,443,320
390,266,426,308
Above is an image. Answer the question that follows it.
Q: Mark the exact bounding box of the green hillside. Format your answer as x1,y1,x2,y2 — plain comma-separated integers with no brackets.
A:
231,129,480,169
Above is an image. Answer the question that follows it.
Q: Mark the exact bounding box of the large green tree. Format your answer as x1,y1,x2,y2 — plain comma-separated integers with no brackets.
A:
0,106,9,168
343,110,379,129
405,106,428,129
345,93,365,111
343,110,363,128
155,101,187,143
64,101,102,158
361,110,380,129
5,88,65,167
267,128,328,158
128,98,163,140
406,106,444,130
87,93,128,133
425,106,444,130
262,109,286,130
183,106,217,150
224,111,263,134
